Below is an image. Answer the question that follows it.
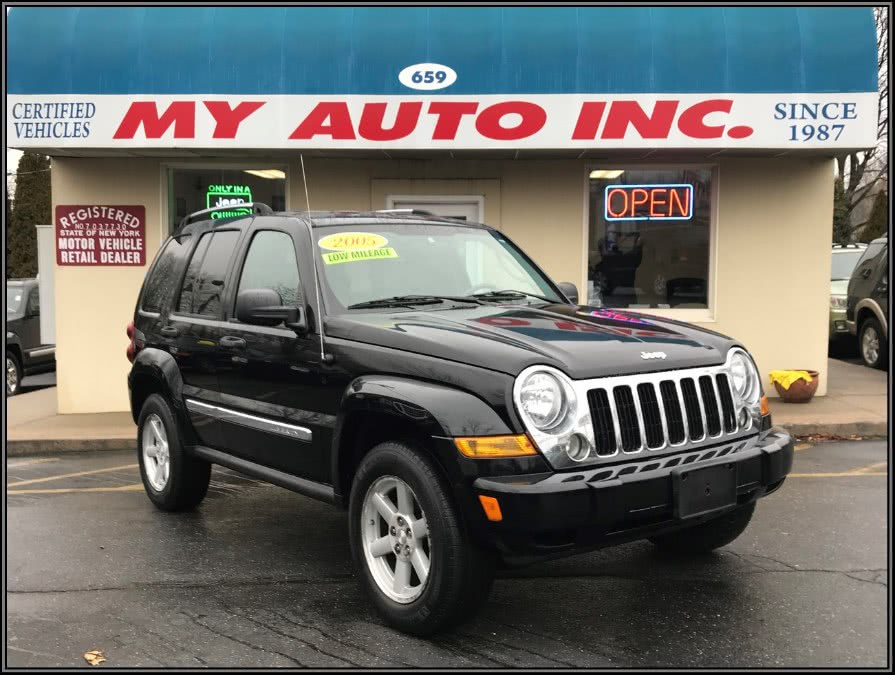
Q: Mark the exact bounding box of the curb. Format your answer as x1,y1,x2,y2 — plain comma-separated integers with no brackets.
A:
779,421,888,438
6,438,138,457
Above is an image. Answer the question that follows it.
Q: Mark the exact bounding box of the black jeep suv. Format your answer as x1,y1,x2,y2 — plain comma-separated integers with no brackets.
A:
128,204,793,635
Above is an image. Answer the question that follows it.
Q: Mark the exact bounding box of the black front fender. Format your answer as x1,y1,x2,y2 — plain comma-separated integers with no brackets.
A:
330,375,523,502
340,375,514,438
331,374,553,544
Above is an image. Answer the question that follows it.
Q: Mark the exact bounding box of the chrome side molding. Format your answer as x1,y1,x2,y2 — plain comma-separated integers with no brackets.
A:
185,398,312,442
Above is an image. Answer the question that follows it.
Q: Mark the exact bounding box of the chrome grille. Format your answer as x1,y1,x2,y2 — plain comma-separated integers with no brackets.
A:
586,365,749,459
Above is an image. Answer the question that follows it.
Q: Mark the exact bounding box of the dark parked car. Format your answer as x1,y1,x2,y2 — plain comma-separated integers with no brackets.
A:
6,278,56,395
846,236,888,369
127,204,793,635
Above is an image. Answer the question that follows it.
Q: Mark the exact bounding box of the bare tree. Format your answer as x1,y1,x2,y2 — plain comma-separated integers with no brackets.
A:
834,5,889,237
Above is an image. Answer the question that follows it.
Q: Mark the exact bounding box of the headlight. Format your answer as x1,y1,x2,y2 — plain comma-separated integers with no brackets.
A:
726,348,762,432
514,366,593,469
518,371,566,430
830,295,847,309
728,349,760,403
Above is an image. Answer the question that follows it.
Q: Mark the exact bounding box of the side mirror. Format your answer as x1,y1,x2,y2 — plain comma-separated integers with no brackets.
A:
235,288,307,334
557,282,579,305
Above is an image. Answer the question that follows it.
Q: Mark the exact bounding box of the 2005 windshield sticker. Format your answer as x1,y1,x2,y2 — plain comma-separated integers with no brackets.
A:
318,232,398,265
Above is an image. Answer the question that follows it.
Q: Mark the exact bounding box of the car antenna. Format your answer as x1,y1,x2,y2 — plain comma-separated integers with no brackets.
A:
300,153,334,364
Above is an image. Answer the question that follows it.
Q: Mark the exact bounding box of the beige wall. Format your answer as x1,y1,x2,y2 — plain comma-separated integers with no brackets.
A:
51,158,165,413
710,156,834,396
51,154,832,413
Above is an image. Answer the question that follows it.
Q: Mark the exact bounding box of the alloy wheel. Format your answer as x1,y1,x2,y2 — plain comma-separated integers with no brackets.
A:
360,475,431,604
862,325,880,365
6,357,19,395
142,413,170,491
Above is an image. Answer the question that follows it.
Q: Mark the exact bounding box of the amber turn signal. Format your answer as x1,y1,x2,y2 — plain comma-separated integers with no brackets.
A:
478,495,503,522
454,435,538,459
760,394,770,416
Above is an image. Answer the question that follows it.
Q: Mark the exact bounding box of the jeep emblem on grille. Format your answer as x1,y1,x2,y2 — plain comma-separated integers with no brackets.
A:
640,351,667,360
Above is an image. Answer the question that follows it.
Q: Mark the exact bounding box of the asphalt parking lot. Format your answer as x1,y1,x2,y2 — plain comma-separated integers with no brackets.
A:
5,439,888,668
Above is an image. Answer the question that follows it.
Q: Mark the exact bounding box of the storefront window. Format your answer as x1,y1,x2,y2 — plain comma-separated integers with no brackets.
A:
587,168,713,309
166,167,287,232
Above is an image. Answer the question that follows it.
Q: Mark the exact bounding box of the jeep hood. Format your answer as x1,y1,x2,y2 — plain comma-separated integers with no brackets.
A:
327,303,737,379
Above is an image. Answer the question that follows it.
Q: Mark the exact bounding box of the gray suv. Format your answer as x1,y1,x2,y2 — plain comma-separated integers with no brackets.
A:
846,236,889,369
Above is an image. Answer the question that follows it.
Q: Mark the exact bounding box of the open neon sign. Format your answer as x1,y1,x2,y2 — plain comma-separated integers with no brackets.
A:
604,184,693,221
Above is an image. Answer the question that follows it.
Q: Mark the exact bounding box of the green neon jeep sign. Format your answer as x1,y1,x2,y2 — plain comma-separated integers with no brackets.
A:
206,184,252,218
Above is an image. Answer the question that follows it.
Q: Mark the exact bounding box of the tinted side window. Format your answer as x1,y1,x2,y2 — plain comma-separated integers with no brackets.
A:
192,231,239,317
26,287,40,315
141,237,190,313
178,232,213,314
236,231,302,308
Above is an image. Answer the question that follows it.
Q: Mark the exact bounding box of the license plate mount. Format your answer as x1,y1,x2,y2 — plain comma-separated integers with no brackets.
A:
673,461,737,520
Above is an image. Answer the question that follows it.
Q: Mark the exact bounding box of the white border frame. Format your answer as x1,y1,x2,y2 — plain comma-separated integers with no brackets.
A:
385,194,485,223
582,163,720,324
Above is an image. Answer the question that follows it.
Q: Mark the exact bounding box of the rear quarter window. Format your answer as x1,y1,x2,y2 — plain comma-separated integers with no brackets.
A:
140,236,191,313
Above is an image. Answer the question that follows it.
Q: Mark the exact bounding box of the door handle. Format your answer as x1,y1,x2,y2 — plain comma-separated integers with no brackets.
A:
160,326,179,338
220,336,247,349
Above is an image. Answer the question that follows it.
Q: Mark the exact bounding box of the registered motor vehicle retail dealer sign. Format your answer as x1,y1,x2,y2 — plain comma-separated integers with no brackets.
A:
55,205,146,266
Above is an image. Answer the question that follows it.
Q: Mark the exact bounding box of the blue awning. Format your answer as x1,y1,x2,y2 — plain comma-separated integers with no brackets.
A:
7,6,878,96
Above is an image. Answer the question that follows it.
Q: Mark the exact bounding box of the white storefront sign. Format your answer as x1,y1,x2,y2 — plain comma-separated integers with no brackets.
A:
8,93,878,150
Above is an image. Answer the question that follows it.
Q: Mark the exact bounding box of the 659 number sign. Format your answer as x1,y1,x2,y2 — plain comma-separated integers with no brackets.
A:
398,62,458,91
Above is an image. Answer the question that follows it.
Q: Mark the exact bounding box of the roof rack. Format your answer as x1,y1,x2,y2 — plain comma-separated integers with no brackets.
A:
177,202,273,231
373,208,435,217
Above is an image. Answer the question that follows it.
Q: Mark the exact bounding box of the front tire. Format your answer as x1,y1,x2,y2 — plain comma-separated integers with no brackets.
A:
137,394,211,512
649,502,756,554
349,441,495,636
859,317,888,370
6,351,22,396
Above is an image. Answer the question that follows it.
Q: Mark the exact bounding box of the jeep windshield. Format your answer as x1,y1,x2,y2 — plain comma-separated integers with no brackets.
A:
315,223,563,312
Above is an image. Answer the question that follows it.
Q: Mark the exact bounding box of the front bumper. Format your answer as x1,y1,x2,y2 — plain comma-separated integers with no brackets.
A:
472,427,793,565
830,308,850,336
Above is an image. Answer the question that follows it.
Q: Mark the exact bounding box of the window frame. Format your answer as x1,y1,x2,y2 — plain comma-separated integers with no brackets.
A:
230,228,305,323
583,163,720,322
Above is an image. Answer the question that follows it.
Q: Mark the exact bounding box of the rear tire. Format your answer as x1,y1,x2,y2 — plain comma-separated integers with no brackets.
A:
649,502,756,554
349,440,495,636
137,393,211,512
859,317,888,370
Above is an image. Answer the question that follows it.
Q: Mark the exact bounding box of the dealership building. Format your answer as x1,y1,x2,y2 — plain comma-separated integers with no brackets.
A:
7,6,878,414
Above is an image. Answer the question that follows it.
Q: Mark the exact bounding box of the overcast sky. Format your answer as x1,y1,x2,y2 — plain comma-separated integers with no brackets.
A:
7,148,24,195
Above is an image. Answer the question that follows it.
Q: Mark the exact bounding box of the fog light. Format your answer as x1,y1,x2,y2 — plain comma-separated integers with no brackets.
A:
738,407,751,428
835,321,847,330
564,434,592,462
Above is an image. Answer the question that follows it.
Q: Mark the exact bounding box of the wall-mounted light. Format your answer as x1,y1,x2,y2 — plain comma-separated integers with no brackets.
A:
243,169,286,180
589,169,625,180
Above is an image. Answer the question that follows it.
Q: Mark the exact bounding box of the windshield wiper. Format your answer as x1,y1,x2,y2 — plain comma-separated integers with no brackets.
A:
347,295,482,310
468,289,555,303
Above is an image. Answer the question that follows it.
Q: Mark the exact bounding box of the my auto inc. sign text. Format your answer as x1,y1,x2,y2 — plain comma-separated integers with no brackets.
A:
8,93,878,150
